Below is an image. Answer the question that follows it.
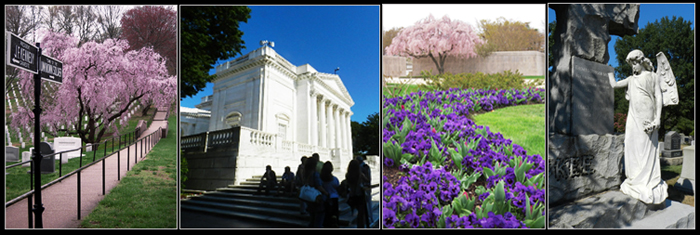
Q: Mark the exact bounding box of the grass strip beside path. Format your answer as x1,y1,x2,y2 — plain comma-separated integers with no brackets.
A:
79,114,177,228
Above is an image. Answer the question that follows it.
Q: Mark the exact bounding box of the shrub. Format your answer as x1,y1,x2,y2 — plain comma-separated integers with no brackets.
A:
613,113,627,133
419,70,526,92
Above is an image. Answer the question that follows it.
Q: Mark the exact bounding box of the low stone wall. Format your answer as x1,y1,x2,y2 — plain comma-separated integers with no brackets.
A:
182,127,241,191
383,51,545,77
182,149,239,191
135,120,147,138
181,126,380,190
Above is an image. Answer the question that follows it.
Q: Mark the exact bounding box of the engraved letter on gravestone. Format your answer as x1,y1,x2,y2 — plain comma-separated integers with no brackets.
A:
571,56,614,135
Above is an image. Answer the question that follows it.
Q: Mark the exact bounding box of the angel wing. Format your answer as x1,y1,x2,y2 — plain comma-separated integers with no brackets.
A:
655,52,679,106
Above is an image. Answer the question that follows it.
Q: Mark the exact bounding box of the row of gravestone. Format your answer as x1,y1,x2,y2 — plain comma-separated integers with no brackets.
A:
5,79,142,148
5,103,142,148
6,120,149,173
5,137,83,174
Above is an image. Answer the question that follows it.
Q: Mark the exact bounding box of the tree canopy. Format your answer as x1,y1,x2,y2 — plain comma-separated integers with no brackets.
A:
121,5,177,76
9,31,177,144
180,6,251,99
352,112,380,156
612,16,694,135
477,17,545,55
384,14,483,75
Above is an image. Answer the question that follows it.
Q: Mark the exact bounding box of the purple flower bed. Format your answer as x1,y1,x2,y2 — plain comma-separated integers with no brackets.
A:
382,87,545,228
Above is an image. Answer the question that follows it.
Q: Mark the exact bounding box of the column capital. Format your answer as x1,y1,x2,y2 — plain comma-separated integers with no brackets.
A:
320,96,331,104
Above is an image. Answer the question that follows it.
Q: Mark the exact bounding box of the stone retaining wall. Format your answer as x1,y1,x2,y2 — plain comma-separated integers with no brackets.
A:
383,51,545,77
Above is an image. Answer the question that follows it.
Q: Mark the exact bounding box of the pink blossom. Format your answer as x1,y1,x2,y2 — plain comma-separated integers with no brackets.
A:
385,14,484,74
9,31,176,143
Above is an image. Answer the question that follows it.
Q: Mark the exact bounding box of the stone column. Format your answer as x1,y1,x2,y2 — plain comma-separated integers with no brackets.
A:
309,92,318,147
327,101,335,149
346,111,353,153
343,110,350,150
338,108,346,150
318,97,327,148
334,105,341,149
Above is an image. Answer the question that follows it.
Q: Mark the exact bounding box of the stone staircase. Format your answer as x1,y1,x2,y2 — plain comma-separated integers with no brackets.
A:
181,175,380,228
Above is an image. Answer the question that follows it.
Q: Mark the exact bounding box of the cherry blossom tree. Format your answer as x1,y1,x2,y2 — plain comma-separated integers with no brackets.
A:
385,14,484,75
9,30,176,144
121,5,177,116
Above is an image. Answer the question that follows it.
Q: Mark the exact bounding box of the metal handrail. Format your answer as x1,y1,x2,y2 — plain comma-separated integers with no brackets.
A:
5,130,138,170
5,126,164,228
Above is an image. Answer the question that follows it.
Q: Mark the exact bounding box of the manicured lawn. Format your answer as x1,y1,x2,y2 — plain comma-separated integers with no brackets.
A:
383,83,422,98
471,104,546,158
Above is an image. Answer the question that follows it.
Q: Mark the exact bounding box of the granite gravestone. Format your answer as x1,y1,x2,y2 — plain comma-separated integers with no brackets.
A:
548,3,638,228
662,131,682,158
6,146,20,162
548,4,637,206
27,142,56,174
548,134,624,205
571,56,615,135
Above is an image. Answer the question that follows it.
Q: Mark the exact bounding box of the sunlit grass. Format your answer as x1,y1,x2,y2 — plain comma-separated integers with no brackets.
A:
472,104,546,158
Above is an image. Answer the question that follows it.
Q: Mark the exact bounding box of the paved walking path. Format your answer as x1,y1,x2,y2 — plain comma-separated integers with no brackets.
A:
5,109,170,229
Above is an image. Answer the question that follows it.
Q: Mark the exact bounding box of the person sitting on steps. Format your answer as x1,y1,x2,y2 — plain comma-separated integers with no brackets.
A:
281,166,295,197
258,165,278,196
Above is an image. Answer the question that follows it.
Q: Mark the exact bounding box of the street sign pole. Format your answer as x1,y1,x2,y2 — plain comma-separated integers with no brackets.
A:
7,32,61,228
32,42,45,229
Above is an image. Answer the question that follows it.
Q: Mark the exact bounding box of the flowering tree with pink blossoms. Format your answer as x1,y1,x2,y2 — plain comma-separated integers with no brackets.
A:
9,31,177,144
385,14,484,75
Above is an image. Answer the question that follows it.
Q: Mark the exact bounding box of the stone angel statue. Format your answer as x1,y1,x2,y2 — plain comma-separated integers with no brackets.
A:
606,49,678,205
607,50,679,134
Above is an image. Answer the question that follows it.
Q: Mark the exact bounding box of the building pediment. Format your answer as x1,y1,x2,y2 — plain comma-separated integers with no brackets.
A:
214,46,299,82
310,72,354,108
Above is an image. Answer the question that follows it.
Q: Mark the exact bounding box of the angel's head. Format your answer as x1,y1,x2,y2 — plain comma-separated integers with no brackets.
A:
625,49,654,75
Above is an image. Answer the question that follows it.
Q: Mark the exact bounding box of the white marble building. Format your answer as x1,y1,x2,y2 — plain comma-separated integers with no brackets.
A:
182,44,359,186
179,106,211,136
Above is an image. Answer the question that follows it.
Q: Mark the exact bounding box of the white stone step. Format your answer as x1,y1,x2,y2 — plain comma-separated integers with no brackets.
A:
623,200,695,229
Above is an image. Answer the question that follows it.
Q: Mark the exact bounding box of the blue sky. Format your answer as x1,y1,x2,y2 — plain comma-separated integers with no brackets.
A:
548,3,695,69
179,5,380,123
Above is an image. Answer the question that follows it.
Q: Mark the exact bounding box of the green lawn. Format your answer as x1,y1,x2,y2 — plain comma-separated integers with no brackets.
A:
472,104,546,158
383,82,422,98
79,114,177,228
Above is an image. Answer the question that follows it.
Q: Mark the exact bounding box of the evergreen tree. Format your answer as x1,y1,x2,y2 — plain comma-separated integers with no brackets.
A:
612,16,694,135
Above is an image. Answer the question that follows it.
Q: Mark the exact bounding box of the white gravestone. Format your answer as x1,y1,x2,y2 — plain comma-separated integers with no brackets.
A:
54,137,82,163
22,151,32,167
675,145,695,194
